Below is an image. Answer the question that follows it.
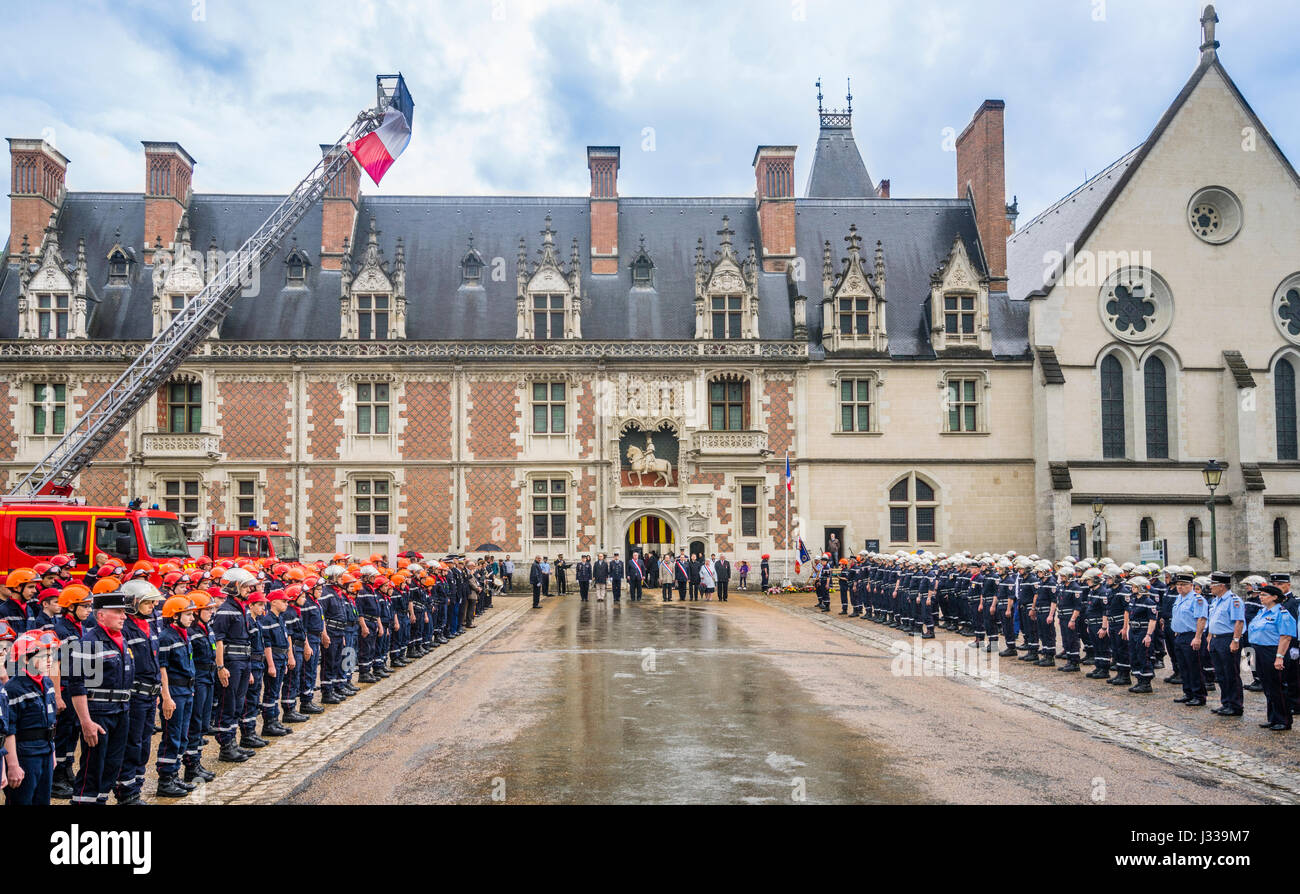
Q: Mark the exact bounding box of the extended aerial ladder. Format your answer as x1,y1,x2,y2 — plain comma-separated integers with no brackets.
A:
9,75,411,498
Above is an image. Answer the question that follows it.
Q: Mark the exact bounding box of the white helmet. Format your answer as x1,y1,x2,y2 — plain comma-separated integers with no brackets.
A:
121,579,162,610
1081,568,1103,582
322,564,346,580
1129,575,1150,589
222,567,258,590
408,563,424,574
359,564,379,578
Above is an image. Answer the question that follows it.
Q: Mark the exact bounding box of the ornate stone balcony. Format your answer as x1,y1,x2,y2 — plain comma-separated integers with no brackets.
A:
692,430,771,456
141,431,223,459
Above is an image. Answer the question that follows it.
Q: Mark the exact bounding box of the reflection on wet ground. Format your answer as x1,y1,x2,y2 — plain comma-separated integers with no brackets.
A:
473,598,924,804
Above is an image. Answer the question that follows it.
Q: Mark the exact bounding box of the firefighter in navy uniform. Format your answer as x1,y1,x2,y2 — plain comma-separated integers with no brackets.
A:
1082,569,1111,679
995,560,1018,657
984,559,1006,653
257,589,295,737
211,567,259,763
1030,561,1058,666
1055,565,1083,672
295,582,325,713
114,579,162,805
154,595,198,798
182,592,217,784
280,585,310,722
1158,566,1184,686
1103,567,1132,687
1015,559,1040,662
318,569,352,705
240,590,272,748
4,630,60,804
1272,572,1300,718
1239,576,1266,693
50,585,92,799
1123,576,1159,693
67,590,135,804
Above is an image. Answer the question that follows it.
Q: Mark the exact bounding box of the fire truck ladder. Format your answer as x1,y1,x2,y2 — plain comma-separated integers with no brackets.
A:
9,76,406,498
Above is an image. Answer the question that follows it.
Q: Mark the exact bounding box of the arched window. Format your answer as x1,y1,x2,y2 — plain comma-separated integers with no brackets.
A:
1139,517,1154,543
1187,517,1202,558
1275,517,1290,559
1144,356,1168,458
888,473,938,544
1277,359,1298,460
1101,355,1126,458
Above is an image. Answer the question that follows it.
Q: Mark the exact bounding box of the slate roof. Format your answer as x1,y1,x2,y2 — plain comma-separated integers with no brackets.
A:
805,122,875,198
0,115,1030,360
1005,145,1141,302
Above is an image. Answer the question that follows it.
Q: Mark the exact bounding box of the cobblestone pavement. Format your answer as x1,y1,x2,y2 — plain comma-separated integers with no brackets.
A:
289,591,1270,805
749,590,1300,804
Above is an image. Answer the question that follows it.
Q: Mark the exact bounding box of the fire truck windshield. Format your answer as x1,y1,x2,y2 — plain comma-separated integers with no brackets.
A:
271,535,301,562
141,517,191,558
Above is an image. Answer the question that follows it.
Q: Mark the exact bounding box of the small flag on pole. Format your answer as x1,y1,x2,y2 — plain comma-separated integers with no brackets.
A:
349,74,414,185
795,536,810,573
785,452,794,495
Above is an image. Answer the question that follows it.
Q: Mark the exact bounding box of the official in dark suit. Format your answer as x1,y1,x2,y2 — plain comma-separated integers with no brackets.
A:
610,552,625,602
555,555,569,596
575,555,592,602
529,557,544,609
593,554,609,602
627,552,644,602
688,556,701,601
673,552,689,602
716,555,731,602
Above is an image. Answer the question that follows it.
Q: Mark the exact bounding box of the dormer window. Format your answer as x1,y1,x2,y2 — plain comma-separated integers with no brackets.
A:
533,294,565,340
108,250,130,284
460,233,486,287
694,217,760,341
821,226,887,353
629,235,654,287
463,256,482,285
711,295,743,339
36,294,69,339
356,294,389,340
516,216,583,340
944,294,976,339
284,239,311,285
165,294,190,328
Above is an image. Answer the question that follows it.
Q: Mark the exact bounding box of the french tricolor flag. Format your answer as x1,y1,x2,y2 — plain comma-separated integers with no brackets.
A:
349,75,414,185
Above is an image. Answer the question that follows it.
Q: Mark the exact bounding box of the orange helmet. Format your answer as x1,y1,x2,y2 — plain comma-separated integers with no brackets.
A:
58,585,93,610
338,573,356,586
131,560,155,574
368,553,384,565
12,630,59,659
396,557,411,569
421,576,435,587
158,562,182,575
347,581,362,594
189,592,212,611
161,595,196,618
346,563,361,575
5,568,37,589
93,577,122,594
331,553,350,563
284,568,306,582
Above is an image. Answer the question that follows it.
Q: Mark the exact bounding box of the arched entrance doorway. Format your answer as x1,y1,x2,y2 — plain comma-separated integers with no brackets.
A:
626,513,675,559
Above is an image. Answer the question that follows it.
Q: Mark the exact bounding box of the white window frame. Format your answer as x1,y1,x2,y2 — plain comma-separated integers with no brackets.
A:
31,382,67,437
528,476,571,547
230,475,262,531
351,476,393,537
941,372,988,434
837,375,878,434
160,475,204,531
355,380,392,436
35,293,70,340
354,293,391,340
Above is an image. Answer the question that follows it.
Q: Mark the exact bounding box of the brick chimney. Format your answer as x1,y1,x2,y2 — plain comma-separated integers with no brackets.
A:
587,146,619,274
752,145,796,273
956,100,1009,284
142,141,195,264
8,138,68,256
320,143,361,271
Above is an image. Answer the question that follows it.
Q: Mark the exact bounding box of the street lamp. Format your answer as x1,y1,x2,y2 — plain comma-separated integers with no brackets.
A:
1202,459,1227,570
1091,499,1104,560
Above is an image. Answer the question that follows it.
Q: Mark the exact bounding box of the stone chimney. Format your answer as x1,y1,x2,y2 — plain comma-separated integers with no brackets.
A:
955,100,1010,284
753,145,796,273
876,178,890,199
8,138,68,257
587,146,619,274
142,141,195,264
320,143,361,270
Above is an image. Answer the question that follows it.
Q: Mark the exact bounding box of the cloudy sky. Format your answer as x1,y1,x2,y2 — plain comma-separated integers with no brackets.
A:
2,0,1297,238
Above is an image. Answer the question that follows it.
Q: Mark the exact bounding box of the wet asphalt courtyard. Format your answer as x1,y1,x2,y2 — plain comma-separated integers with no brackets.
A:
289,592,1273,805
